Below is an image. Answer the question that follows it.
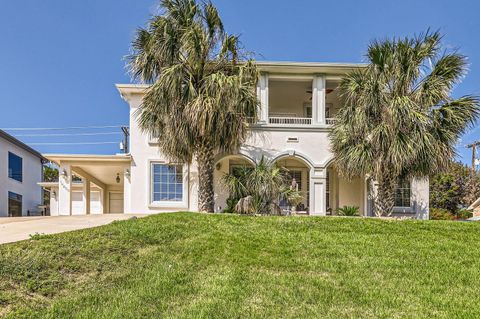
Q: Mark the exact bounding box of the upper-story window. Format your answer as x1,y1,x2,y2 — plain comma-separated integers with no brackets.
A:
8,152,23,182
394,179,411,208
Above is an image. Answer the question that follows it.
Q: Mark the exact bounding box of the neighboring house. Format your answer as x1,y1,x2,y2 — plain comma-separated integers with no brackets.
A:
0,129,45,217
468,198,480,217
41,61,429,219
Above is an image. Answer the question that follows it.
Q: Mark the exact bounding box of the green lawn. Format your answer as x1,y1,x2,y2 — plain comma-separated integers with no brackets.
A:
1,213,480,318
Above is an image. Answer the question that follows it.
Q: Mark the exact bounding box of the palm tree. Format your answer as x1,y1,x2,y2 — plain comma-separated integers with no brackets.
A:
222,157,304,215
330,31,480,216
128,0,258,212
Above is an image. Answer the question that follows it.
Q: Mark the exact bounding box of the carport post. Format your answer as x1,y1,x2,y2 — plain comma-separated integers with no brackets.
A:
83,179,91,215
58,163,72,215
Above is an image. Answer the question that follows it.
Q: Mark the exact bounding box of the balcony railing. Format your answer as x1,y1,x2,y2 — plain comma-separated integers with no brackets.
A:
269,117,312,125
325,118,337,125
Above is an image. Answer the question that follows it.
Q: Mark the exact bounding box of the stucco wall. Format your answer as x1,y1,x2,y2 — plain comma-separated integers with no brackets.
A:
0,137,43,217
124,93,199,214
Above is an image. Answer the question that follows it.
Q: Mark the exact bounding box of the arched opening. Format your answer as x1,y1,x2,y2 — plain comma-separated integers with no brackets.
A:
273,156,311,214
213,154,254,213
326,162,366,216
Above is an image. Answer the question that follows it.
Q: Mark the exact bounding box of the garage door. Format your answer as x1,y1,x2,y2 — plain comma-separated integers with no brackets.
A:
71,191,84,215
109,192,123,214
90,191,102,214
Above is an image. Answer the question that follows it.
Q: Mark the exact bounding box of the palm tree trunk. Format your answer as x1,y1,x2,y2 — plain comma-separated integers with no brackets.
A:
374,174,396,217
197,143,215,213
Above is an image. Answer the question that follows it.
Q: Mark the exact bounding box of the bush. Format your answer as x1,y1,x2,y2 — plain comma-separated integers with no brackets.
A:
430,208,455,220
454,209,473,220
336,206,359,216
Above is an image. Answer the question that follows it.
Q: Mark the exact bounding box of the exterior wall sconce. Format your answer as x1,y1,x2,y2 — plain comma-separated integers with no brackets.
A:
125,169,130,178
61,169,68,178
116,173,121,184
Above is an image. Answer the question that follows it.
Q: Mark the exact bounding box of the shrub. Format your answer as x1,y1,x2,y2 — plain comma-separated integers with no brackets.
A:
430,208,455,220
336,206,360,216
454,209,473,220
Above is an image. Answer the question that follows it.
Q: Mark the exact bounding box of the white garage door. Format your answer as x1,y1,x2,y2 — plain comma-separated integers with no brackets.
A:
71,191,84,215
90,191,102,214
109,192,123,214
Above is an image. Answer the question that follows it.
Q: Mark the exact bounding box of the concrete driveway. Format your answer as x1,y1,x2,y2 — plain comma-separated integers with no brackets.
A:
0,214,146,245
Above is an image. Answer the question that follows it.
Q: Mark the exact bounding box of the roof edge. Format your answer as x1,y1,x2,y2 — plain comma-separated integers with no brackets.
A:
0,129,46,161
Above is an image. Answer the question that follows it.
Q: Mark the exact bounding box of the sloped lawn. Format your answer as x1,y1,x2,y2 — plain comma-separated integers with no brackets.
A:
1,212,480,318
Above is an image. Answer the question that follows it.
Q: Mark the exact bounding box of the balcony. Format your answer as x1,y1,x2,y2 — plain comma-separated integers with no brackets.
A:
256,77,340,128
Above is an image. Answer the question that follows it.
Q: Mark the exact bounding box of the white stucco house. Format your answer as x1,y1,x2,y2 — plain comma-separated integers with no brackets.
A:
41,61,429,219
0,129,45,217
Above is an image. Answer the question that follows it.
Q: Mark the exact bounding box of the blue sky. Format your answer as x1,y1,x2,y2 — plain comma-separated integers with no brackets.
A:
0,0,479,163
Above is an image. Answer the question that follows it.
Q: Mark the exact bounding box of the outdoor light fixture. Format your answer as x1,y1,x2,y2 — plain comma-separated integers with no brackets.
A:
125,169,130,178
61,169,68,177
116,173,121,184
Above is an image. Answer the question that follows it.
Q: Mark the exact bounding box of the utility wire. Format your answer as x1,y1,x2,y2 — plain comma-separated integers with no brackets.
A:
1,125,128,131
13,132,121,137
27,142,119,146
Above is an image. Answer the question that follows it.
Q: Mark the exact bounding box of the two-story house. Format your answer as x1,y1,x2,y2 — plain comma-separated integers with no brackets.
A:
41,61,429,218
0,129,45,217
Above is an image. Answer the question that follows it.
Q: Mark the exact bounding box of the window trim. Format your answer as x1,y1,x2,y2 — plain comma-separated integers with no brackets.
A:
148,160,189,209
8,152,23,183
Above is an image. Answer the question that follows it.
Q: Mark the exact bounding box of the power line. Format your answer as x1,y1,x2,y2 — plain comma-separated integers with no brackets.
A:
13,132,122,137
1,125,128,131
27,142,119,146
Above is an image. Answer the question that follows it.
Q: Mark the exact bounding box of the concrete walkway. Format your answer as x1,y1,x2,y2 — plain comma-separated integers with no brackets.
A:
0,214,146,245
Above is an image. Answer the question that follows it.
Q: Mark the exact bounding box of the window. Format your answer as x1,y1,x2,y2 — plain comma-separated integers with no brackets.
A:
394,179,411,208
8,152,22,182
151,164,184,202
8,191,22,217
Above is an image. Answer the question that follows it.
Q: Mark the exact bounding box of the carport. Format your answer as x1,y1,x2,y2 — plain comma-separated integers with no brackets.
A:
40,154,131,215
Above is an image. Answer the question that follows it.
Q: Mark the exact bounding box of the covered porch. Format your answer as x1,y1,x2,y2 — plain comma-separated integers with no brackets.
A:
213,153,367,216
40,154,131,216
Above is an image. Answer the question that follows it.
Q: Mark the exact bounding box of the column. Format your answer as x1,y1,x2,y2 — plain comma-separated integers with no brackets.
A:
58,163,72,216
312,75,326,125
309,167,327,216
82,179,91,215
258,73,269,123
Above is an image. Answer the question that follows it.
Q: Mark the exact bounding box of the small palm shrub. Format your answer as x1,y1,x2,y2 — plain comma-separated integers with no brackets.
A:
222,157,304,215
336,206,360,216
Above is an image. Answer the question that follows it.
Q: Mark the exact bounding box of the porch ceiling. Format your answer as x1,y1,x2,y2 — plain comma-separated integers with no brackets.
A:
43,154,131,187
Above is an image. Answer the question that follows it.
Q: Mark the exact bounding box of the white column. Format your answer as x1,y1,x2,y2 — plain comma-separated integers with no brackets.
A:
309,173,327,216
312,75,326,124
83,179,91,215
123,168,131,214
258,73,269,123
58,163,72,216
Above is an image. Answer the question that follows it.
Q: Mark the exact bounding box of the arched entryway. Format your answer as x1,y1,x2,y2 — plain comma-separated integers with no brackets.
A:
213,154,255,212
272,155,312,215
325,161,367,216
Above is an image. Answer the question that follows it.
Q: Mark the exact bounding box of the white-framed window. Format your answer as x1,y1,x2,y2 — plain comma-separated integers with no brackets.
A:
394,179,411,208
150,162,188,207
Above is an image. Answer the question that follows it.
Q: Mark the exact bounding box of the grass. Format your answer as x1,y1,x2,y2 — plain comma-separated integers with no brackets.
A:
1,213,480,318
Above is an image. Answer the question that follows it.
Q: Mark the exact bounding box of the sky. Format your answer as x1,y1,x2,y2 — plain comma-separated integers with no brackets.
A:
0,0,479,163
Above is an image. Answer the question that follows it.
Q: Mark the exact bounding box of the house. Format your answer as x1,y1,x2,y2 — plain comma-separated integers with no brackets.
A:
0,129,45,217
41,61,429,219
468,197,480,217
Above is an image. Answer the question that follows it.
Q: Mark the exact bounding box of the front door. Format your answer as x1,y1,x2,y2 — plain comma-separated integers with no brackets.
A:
109,192,123,214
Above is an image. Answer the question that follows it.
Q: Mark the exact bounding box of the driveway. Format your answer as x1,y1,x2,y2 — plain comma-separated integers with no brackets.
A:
0,214,146,245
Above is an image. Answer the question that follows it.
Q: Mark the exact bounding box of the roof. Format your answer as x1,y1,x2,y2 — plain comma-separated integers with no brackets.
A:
468,197,480,210
116,60,367,98
0,129,45,161
43,153,131,165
